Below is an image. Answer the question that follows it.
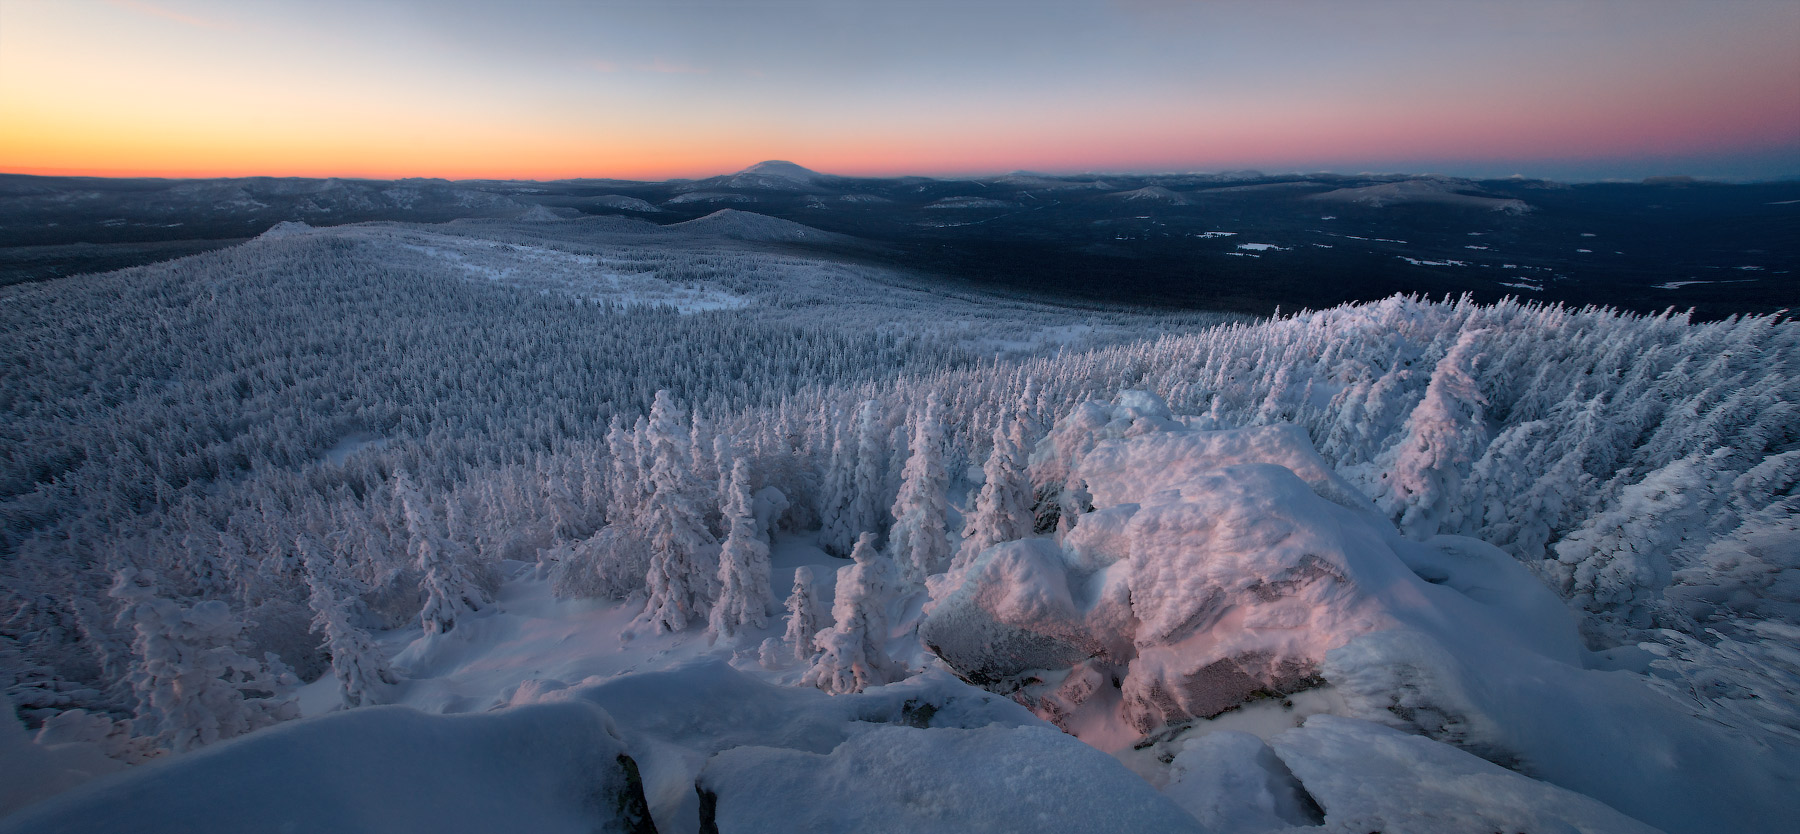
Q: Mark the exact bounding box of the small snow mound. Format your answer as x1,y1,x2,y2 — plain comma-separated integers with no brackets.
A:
256,220,314,240
0,701,652,834
668,209,838,243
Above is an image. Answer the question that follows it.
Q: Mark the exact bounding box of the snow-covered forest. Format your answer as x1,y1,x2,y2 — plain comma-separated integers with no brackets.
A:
3,215,1797,833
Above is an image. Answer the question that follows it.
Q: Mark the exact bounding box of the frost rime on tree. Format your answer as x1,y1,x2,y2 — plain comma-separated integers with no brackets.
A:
299,535,397,709
956,415,1036,572
888,399,951,584
109,568,298,753
1378,329,1490,539
641,390,719,633
804,533,903,694
709,459,772,638
396,472,487,635
782,566,824,662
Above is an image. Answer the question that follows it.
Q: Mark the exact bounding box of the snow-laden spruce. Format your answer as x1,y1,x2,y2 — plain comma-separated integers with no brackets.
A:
640,392,718,633
298,536,396,709
804,533,904,694
107,569,297,754
708,459,772,639
887,398,951,584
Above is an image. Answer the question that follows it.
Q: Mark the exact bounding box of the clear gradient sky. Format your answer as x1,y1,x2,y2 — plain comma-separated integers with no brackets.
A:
2,0,1797,181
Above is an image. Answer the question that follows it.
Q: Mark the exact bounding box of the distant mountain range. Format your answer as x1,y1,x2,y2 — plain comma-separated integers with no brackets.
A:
1,162,1795,318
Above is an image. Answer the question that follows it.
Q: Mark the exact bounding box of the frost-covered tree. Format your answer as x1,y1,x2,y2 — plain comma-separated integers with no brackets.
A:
888,400,951,584
1377,329,1490,539
109,569,298,753
804,533,903,694
1555,449,1734,644
709,459,772,638
815,414,859,558
783,566,823,663
397,472,487,635
850,401,890,543
299,535,396,709
956,416,1035,571
642,391,718,633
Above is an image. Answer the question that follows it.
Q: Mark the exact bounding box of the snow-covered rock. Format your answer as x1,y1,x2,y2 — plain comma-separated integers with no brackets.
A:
1269,714,1662,834
924,391,1797,834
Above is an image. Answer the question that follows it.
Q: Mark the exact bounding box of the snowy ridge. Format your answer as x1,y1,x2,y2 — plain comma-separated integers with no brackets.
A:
665,209,845,243
1111,185,1193,205
1308,179,1532,213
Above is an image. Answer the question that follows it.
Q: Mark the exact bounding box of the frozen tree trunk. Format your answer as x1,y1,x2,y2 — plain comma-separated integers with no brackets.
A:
803,533,903,694
709,459,773,638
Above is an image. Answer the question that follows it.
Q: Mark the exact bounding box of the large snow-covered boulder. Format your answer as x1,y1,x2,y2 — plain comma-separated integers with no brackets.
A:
926,391,1579,738
928,392,1800,834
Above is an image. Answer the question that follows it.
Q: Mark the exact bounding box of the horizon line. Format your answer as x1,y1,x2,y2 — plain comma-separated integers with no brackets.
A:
4,164,1799,187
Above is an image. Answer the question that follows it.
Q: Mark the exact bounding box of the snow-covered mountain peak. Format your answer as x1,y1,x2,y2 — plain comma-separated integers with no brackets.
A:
736,160,823,182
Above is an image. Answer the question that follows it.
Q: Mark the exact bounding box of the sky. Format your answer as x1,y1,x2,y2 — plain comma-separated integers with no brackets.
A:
1,0,1797,182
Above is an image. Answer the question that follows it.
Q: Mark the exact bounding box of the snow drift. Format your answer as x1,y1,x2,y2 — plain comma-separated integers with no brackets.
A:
0,699,653,834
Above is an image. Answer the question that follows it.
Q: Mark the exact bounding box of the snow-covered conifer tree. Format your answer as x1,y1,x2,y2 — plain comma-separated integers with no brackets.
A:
396,472,487,635
816,411,859,557
1555,449,1733,643
783,566,823,662
109,569,298,753
956,416,1035,570
709,459,772,638
850,400,889,542
888,399,951,584
804,533,903,694
641,390,718,633
299,535,397,709
1377,329,1490,538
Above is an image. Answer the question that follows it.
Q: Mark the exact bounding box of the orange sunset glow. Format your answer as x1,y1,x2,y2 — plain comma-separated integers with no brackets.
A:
3,0,1799,181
